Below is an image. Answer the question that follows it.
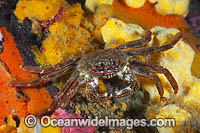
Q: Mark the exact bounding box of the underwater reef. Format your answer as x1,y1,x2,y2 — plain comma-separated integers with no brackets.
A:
0,0,200,132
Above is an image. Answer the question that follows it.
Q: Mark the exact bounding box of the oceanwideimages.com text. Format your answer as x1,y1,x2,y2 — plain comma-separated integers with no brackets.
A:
24,114,176,129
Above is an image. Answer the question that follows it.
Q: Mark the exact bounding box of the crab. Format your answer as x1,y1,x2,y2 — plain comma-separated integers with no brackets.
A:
10,30,182,116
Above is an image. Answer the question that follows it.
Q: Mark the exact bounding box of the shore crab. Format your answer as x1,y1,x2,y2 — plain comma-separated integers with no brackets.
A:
10,31,182,116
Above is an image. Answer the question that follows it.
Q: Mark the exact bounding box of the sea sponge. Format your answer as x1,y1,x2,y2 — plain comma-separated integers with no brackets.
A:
91,4,114,43
0,27,51,126
155,104,191,132
0,125,17,133
33,3,115,66
85,0,114,12
192,51,200,79
112,0,190,33
124,0,146,8
30,2,95,66
148,0,190,17
14,0,66,21
123,0,190,16
91,4,114,27
144,26,199,100
36,21,92,66
144,26,200,132
41,127,61,133
101,18,200,131
63,3,84,27
101,18,145,48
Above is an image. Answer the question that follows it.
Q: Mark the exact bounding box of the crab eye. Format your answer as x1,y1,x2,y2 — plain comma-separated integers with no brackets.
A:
92,67,96,71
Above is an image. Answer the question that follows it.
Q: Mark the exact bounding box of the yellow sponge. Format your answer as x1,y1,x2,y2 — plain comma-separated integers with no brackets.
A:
156,105,191,132
100,18,200,131
145,26,200,132
14,0,66,21
101,18,145,48
144,26,198,99
148,0,190,17
41,126,61,133
192,51,200,79
63,3,84,27
85,0,114,12
124,0,146,8
41,21,92,65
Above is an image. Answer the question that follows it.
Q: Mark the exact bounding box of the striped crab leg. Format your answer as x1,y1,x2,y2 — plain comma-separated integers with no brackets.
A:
21,56,81,74
35,72,85,117
131,60,178,94
115,71,140,98
132,67,164,99
9,64,77,87
125,32,182,55
117,30,152,49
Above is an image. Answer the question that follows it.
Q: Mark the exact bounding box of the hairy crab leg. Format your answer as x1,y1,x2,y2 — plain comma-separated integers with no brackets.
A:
35,72,84,117
21,57,80,74
132,67,164,99
131,60,178,94
9,64,76,87
125,32,182,55
116,71,140,98
117,30,152,49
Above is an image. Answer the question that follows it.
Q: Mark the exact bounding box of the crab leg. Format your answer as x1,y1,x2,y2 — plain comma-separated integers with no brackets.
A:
131,60,178,94
35,72,85,117
60,76,85,108
35,76,77,117
117,30,151,49
9,64,76,87
132,67,164,99
21,57,80,74
116,71,140,98
114,80,139,98
125,32,182,55
85,78,111,102
35,97,60,117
